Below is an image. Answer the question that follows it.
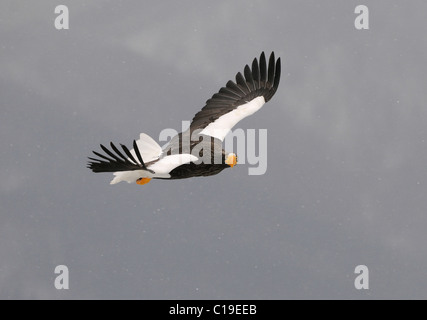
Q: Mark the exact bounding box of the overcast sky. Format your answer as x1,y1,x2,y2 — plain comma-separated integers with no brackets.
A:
1,0,427,299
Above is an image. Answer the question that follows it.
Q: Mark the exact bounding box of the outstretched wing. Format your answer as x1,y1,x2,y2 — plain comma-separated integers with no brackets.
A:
190,52,281,141
87,140,154,173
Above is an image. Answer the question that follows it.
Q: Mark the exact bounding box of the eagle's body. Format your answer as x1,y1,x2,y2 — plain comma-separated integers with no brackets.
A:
88,52,281,185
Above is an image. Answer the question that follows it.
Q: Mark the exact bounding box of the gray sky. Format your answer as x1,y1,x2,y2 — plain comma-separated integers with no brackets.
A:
1,0,427,299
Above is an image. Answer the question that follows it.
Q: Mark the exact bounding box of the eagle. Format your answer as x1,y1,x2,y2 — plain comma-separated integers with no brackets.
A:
87,52,281,185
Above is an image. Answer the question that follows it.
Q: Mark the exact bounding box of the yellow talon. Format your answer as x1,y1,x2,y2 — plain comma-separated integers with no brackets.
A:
136,177,151,185
225,153,237,168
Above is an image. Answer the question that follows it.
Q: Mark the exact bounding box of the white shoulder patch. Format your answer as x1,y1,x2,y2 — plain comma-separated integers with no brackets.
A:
130,133,162,163
110,153,197,184
200,96,266,141
148,154,198,175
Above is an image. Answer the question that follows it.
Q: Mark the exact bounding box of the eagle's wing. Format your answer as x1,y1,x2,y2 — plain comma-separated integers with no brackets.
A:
190,52,281,141
87,140,153,173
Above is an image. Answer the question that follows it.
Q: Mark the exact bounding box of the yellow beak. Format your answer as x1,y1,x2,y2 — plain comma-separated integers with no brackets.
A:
225,153,237,168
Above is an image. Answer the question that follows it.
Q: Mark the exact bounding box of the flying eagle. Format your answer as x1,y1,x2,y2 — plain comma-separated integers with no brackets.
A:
87,52,281,185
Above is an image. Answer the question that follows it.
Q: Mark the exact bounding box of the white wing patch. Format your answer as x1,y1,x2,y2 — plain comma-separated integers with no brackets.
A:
200,96,266,141
130,133,162,163
110,154,198,184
